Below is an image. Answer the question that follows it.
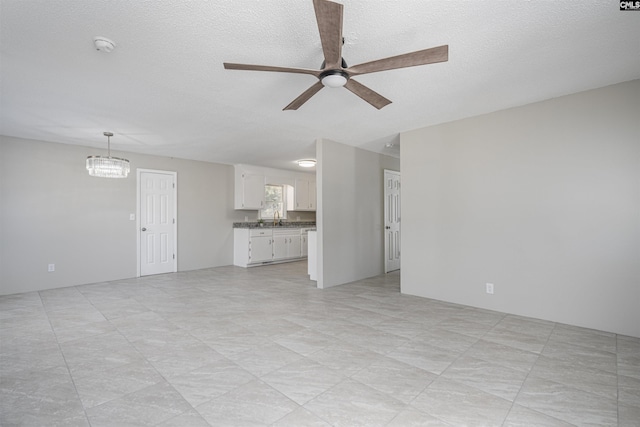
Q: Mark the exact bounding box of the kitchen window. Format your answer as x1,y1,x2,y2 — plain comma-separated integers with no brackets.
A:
260,184,287,220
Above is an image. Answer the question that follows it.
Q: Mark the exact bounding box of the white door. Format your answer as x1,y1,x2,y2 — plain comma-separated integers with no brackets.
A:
384,170,401,273
139,170,177,276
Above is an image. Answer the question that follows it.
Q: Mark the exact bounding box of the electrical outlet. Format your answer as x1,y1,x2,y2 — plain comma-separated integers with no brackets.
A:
48,264,55,272
244,216,248,222
486,283,494,294
129,213,135,221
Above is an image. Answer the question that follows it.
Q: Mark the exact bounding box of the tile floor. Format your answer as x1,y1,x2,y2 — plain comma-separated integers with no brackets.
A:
1,261,638,426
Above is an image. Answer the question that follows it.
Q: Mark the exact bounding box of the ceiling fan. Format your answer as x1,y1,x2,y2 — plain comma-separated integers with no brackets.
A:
223,0,448,110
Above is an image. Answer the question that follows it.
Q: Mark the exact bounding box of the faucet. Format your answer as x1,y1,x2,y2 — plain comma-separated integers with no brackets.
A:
273,210,279,226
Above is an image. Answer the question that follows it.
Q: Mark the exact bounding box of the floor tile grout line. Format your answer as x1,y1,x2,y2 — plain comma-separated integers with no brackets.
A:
71,279,205,422
503,322,596,425
501,321,563,426
4,263,635,426
37,288,93,427
615,333,620,426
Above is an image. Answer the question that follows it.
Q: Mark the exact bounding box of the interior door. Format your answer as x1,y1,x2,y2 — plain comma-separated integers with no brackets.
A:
139,170,177,276
384,170,401,273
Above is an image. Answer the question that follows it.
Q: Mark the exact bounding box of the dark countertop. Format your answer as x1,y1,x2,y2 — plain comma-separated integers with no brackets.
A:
233,221,316,229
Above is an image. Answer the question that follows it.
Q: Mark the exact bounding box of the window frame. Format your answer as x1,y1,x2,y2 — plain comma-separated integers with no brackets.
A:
260,184,287,220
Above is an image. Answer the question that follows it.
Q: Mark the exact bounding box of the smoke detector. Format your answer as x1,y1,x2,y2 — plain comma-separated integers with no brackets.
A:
93,37,116,53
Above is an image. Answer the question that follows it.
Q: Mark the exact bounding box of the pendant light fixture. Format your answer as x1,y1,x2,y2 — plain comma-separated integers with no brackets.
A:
86,132,130,178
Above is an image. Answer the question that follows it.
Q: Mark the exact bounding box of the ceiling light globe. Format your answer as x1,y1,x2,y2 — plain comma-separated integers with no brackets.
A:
321,74,347,88
297,159,316,168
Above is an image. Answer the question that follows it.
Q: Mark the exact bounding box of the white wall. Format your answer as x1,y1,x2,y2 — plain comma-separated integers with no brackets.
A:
316,138,400,289
400,80,640,337
0,135,246,295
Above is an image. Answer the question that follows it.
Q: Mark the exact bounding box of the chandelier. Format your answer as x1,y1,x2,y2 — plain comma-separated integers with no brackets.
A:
86,132,130,178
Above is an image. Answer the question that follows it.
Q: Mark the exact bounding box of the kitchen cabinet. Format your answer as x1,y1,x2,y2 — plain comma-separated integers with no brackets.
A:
234,228,272,266
294,178,316,211
272,234,288,260
308,230,317,281
301,232,309,257
234,167,265,210
289,233,302,258
273,229,301,260
234,227,306,267
249,235,272,263
308,181,316,210
235,164,315,212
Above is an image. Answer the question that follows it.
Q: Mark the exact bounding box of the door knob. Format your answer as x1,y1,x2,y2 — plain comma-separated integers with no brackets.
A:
385,226,391,229
141,227,147,231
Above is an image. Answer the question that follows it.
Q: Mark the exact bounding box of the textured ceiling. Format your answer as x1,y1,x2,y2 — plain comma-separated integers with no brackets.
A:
1,0,639,171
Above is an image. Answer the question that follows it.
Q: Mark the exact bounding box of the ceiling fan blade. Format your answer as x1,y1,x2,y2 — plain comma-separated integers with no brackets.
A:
346,45,448,76
284,81,325,110
224,63,321,77
313,0,343,68
344,79,392,110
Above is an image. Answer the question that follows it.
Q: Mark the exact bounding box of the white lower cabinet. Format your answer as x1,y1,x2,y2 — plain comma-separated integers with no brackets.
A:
301,233,308,257
234,228,305,267
272,234,289,260
250,235,273,263
289,235,302,258
273,229,301,260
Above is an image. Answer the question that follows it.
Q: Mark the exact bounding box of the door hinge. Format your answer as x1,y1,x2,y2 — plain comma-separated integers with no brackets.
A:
173,254,175,260
173,183,175,189
173,218,175,224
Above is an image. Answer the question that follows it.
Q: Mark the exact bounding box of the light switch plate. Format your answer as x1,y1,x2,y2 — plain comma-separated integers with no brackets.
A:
129,214,135,221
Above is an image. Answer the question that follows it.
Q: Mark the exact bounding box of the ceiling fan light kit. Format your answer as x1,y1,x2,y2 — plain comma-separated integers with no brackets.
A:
223,0,448,110
321,70,348,88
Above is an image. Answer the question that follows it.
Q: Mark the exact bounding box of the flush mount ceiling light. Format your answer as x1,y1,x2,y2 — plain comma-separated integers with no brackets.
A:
297,159,316,168
86,132,130,178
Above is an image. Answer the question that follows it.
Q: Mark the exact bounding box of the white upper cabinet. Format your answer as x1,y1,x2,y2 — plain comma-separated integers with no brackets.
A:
235,164,315,211
294,178,316,211
308,179,316,210
234,166,265,210
242,173,266,209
